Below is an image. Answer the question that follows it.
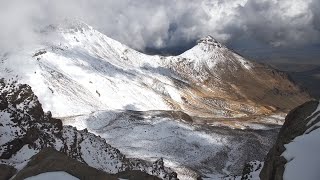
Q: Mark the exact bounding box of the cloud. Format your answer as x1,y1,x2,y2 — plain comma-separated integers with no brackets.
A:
235,0,319,47
0,0,319,54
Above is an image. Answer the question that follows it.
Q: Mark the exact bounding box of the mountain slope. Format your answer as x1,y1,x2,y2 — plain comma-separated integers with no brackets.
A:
164,36,310,117
0,79,177,179
0,21,310,118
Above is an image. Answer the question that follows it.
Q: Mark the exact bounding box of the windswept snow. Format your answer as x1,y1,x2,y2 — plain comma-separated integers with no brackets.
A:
179,35,252,70
282,127,320,180
282,101,320,180
0,23,175,117
25,172,79,180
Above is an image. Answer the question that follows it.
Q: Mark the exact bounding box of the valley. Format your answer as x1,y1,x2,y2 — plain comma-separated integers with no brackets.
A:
62,110,281,179
270,62,320,99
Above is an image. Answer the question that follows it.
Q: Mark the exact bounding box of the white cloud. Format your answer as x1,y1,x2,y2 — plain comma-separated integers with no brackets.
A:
0,0,319,53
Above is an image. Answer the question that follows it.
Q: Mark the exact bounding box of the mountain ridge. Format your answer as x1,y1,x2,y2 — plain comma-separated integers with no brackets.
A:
0,21,309,119
0,20,314,179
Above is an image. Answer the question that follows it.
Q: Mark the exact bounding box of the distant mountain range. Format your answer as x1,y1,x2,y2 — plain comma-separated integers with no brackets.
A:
271,63,320,99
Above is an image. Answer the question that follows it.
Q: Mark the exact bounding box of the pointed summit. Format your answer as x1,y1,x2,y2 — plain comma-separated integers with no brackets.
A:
180,35,225,58
41,19,93,34
196,35,223,48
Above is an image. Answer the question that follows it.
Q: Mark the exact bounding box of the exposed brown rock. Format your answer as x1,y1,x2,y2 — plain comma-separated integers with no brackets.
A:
166,45,312,119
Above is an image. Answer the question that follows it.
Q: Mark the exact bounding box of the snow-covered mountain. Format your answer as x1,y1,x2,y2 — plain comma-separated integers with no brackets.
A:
0,21,313,179
0,21,310,118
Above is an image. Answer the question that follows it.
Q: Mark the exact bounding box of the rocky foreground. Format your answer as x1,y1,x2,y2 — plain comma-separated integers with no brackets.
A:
231,100,320,180
260,100,320,180
0,79,177,179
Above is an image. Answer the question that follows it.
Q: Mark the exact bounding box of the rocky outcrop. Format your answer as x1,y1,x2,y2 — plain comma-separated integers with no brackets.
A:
223,161,264,180
0,78,63,159
12,148,117,180
0,79,177,179
241,161,264,180
259,100,320,180
0,164,16,180
13,148,160,180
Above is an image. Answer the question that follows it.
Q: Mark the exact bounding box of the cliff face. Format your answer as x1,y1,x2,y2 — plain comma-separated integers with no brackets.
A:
260,100,320,180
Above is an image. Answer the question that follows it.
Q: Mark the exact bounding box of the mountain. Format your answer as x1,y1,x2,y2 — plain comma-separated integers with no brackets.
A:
260,100,320,180
0,79,177,179
0,78,281,179
0,21,310,118
0,21,312,179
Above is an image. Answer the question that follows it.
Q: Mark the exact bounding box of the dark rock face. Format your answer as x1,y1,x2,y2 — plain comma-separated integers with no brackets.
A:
12,148,117,180
116,170,161,180
0,78,62,159
13,148,161,180
0,164,16,180
0,79,178,180
241,161,263,180
260,100,320,180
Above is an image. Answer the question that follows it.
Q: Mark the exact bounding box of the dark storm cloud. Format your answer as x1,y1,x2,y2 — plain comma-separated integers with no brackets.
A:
310,0,320,31
235,0,320,47
0,0,319,54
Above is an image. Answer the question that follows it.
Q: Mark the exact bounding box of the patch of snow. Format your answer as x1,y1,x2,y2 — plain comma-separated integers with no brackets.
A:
9,145,39,164
24,171,79,180
282,128,320,180
0,111,22,146
306,101,320,126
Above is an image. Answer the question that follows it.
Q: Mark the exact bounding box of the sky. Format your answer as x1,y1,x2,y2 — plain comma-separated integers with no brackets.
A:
0,0,320,63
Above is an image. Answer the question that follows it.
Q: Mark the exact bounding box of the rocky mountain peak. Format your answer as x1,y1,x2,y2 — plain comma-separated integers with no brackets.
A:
196,35,223,48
